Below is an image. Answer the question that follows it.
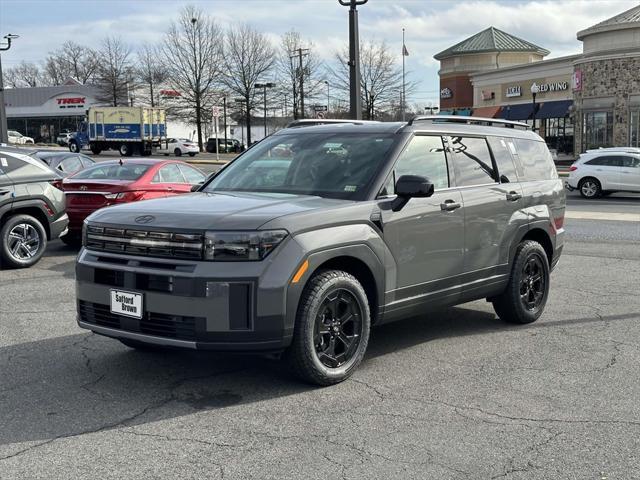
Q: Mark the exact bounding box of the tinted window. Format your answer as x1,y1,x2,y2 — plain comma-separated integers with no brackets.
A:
487,136,519,183
156,164,186,183
512,139,557,181
621,156,640,168
74,163,150,180
585,156,622,167
178,164,205,183
79,155,95,168
386,136,449,193
449,136,497,186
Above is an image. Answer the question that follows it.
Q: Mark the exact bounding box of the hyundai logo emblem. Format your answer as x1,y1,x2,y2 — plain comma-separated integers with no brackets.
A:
79,185,88,191
135,215,155,224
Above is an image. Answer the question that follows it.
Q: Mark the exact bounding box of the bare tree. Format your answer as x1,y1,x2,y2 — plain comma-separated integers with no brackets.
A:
43,41,98,85
276,30,322,119
222,24,275,146
161,6,224,151
137,44,167,107
330,40,414,120
3,61,44,88
94,37,133,106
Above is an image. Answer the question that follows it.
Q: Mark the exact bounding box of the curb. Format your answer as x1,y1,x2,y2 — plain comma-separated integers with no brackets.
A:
185,159,230,166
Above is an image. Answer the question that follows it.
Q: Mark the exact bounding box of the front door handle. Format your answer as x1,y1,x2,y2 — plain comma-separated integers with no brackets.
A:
506,191,522,201
440,200,461,211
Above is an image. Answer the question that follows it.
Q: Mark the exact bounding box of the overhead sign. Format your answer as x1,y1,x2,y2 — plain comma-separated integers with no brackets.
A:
56,97,85,105
481,90,495,101
505,86,522,98
572,70,583,92
212,106,220,117
440,87,453,99
532,81,569,93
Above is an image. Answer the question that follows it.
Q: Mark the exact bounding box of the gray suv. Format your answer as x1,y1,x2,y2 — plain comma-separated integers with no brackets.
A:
75,116,565,385
0,148,69,268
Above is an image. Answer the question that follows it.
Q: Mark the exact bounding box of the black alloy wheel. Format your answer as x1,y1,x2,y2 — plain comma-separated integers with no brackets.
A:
314,289,363,369
520,254,545,311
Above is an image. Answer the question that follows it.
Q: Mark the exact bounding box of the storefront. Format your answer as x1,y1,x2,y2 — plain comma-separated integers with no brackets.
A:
4,79,100,143
469,55,577,153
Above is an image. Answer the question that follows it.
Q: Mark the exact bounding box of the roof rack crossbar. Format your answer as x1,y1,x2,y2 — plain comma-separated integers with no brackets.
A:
408,115,531,130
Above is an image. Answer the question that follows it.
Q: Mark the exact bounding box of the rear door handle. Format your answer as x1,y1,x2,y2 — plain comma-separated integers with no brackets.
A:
506,191,522,201
440,200,461,211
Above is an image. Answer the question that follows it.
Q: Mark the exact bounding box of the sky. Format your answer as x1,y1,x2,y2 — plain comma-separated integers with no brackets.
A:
1,0,638,108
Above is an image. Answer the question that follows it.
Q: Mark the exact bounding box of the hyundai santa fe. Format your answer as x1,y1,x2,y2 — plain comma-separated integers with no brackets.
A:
75,116,565,385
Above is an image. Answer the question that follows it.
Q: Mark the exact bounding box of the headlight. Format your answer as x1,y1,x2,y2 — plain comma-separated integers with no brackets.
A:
203,230,288,261
81,220,88,247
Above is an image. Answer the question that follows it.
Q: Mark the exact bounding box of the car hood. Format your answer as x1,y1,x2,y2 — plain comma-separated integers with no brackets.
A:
86,191,351,231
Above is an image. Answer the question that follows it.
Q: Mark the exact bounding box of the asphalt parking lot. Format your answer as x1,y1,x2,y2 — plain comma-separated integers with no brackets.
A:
1,192,639,479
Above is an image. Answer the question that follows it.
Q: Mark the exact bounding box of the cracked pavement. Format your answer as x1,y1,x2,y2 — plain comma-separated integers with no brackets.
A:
1,195,639,479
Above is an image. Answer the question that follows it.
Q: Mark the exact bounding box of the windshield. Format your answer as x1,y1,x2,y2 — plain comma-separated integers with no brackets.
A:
72,163,151,180
203,132,396,199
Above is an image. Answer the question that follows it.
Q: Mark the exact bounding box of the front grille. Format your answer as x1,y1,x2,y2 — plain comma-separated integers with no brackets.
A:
85,225,203,260
79,301,200,341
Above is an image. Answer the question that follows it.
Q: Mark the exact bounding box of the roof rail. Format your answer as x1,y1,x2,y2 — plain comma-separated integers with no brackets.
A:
408,115,531,130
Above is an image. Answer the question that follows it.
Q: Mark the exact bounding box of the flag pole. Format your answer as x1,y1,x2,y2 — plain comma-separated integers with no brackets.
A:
402,28,406,121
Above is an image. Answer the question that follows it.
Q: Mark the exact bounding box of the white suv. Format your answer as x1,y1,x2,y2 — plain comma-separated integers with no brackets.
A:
8,130,35,145
566,149,640,198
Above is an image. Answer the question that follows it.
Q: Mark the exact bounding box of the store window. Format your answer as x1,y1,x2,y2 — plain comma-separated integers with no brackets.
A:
582,111,613,150
630,111,640,148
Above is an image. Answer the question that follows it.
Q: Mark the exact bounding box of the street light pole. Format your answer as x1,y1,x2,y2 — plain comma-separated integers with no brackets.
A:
0,34,19,144
222,96,227,152
339,0,368,120
530,83,539,132
324,80,330,113
255,82,275,138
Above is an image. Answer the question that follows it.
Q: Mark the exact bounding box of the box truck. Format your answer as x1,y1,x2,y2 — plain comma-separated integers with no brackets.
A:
69,107,166,156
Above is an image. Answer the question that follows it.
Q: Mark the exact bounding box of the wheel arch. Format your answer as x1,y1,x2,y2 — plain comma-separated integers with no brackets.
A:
518,228,553,267
1,202,51,239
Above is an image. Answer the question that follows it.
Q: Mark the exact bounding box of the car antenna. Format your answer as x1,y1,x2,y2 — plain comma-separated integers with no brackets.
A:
119,158,123,166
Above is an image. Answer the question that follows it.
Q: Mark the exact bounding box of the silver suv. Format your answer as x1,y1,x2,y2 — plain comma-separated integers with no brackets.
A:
75,116,565,385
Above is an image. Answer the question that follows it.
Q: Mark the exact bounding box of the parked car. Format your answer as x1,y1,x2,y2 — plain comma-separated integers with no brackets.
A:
158,138,199,157
74,116,565,385
62,159,206,245
31,151,95,177
0,147,68,268
56,129,74,146
566,149,640,198
8,130,35,145
206,137,242,153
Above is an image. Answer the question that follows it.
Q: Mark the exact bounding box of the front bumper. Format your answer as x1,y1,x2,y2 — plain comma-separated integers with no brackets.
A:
75,246,300,352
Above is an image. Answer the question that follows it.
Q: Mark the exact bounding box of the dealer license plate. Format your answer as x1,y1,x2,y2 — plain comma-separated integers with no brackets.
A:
110,289,143,319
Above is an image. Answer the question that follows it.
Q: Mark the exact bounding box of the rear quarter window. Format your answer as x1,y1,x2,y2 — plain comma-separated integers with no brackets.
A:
512,139,557,181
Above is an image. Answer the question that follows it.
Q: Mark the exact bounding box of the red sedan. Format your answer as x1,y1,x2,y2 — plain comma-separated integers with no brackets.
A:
61,159,206,244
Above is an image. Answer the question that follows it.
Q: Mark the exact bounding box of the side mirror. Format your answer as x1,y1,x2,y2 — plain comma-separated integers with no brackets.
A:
392,175,434,211
190,183,202,192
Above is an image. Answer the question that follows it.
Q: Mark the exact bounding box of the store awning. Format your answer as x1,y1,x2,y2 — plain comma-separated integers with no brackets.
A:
536,100,572,119
499,103,535,121
438,110,453,115
472,106,502,118
455,108,472,116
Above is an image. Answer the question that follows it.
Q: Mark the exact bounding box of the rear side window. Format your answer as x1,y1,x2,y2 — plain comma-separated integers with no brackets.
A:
512,139,557,181
585,156,622,167
621,156,640,168
1,152,53,181
74,163,150,180
386,135,449,193
487,136,520,183
449,136,497,186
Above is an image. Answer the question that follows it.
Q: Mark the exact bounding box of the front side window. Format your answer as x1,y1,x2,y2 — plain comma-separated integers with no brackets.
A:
449,136,497,187
385,135,449,194
203,132,397,200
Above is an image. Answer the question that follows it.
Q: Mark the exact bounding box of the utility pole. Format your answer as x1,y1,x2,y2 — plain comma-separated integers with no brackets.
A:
0,34,19,143
222,96,227,152
339,0,367,120
290,48,309,119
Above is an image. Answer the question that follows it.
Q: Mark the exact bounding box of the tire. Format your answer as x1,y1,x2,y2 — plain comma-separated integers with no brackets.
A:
90,145,102,155
492,240,550,324
119,143,132,157
60,233,82,247
0,214,47,269
69,141,79,153
174,148,182,157
188,152,196,157
578,177,601,198
119,338,170,352
285,270,371,386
